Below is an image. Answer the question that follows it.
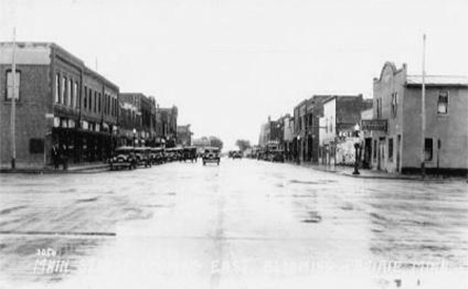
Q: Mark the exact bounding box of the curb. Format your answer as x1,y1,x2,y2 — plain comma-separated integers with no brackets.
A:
0,164,110,174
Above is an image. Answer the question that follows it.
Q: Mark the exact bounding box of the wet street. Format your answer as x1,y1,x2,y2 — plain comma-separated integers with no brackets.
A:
0,159,467,289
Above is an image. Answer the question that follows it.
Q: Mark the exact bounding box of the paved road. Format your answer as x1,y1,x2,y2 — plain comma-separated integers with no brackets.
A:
0,159,467,288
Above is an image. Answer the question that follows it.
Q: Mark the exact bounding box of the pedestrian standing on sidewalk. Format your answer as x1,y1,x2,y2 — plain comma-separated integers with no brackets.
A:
60,144,68,170
52,145,60,170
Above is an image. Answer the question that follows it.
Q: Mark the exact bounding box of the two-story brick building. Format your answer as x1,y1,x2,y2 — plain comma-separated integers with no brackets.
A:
369,62,467,175
157,106,178,148
0,42,119,169
293,95,331,163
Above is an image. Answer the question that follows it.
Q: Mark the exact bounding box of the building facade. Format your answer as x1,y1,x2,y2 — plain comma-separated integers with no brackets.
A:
0,42,119,169
293,95,331,163
368,62,468,175
282,114,294,160
319,94,372,165
177,124,193,146
157,106,178,148
258,116,283,150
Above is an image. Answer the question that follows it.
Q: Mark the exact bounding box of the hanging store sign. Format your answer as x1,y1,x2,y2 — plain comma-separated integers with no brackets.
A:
361,119,387,132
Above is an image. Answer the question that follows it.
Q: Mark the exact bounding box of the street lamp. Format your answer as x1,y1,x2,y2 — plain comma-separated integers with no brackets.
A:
296,135,301,164
353,123,361,175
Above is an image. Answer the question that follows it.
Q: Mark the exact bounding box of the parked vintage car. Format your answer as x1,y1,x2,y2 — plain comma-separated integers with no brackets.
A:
150,147,165,164
182,147,197,162
165,148,182,162
134,147,152,168
266,150,285,162
202,147,220,166
109,146,138,170
231,150,242,159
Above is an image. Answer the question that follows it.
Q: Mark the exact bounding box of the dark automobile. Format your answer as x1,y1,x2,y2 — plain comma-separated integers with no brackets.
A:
134,147,152,168
150,147,165,164
271,150,285,163
182,147,197,162
232,150,242,159
202,147,220,166
109,146,138,170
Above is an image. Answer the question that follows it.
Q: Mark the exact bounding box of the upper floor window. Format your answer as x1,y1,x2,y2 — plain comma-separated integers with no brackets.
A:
376,98,382,119
437,91,448,114
68,79,73,108
62,76,67,106
73,82,78,108
391,92,398,118
98,93,102,113
55,73,60,103
5,70,20,101
84,87,88,109
88,89,93,111
94,91,98,113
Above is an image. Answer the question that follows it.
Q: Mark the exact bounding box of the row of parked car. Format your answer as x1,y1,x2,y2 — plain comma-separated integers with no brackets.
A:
109,146,198,170
255,149,285,163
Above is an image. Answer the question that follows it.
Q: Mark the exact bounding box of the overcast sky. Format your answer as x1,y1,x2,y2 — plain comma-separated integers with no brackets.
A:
1,0,467,150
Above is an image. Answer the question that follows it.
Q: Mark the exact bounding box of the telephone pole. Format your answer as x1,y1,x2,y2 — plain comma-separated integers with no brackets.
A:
421,34,426,179
10,28,17,169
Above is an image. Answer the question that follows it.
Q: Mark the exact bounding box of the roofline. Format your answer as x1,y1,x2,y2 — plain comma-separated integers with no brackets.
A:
405,83,468,88
1,42,119,91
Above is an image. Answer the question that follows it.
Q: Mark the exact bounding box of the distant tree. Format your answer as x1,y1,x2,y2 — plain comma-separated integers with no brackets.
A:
208,136,223,150
235,139,251,152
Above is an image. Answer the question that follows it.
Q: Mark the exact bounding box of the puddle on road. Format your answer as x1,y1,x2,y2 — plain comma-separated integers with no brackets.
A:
302,211,322,223
0,206,28,215
76,197,100,203
289,179,337,185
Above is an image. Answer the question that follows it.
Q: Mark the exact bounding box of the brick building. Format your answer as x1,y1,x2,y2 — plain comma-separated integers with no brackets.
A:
366,62,468,175
293,95,331,163
157,106,178,148
0,42,119,169
258,116,283,150
177,124,193,146
118,93,158,147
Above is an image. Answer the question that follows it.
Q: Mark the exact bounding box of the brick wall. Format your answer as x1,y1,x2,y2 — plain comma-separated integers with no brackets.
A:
0,64,51,168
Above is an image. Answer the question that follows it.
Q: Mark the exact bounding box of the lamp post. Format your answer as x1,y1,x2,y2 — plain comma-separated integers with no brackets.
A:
353,123,361,175
296,135,301,164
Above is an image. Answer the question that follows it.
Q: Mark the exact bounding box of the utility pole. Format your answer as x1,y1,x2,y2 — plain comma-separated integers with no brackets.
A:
10,28,17,169
421,34,426,179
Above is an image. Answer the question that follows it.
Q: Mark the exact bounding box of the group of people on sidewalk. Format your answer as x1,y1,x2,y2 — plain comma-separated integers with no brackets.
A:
51,145,69,170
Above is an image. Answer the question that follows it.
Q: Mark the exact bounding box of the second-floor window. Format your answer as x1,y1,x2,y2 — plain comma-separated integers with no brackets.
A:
55,73,60,103
376,98,382,118
62,76,67,106
391,92,398,118
6,70,20,100
68,79,73,108
94,91,98,113
98,93,102,113
84,87,88,109
73,82,78,108
437,91,448,114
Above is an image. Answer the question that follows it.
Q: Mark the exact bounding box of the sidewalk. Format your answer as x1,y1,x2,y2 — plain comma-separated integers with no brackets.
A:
294,162,467,182
0,162,110,174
